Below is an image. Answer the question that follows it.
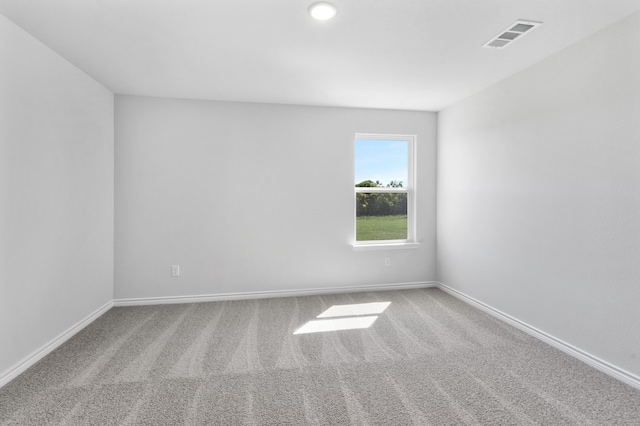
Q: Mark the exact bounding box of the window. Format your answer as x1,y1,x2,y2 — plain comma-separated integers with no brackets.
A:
354,134,417,249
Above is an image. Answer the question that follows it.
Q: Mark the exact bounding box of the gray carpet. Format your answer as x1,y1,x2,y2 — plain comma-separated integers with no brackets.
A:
1,288,639,425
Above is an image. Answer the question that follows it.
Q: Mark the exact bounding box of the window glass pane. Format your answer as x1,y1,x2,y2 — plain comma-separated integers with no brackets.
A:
355,139,408,188
356,193,408,241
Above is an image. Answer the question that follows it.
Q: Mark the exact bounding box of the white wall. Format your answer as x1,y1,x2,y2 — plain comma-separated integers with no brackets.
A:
115,96,436,300
438,12,640,376
0,14,114,379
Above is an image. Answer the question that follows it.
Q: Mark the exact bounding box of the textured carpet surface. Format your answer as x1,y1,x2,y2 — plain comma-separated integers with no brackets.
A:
1,288,639,425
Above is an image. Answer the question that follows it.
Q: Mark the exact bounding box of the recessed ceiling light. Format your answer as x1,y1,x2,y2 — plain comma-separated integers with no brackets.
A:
309,2,337,21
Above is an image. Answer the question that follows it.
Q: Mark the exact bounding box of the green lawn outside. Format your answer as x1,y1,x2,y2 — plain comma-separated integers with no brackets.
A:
356,215,407,241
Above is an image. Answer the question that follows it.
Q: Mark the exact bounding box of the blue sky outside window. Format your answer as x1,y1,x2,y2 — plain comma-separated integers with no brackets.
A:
355,139,408,186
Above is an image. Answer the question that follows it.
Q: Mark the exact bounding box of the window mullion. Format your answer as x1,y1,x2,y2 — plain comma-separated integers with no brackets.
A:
354,187,408,194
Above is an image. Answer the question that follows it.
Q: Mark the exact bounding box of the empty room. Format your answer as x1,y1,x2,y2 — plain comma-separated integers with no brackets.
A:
1,0,639,424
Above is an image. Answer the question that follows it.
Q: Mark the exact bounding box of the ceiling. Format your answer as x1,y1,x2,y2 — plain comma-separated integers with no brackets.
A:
1,0,640,111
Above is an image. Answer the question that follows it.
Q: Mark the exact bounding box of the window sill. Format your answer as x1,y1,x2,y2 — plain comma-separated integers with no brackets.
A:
352,242,420,252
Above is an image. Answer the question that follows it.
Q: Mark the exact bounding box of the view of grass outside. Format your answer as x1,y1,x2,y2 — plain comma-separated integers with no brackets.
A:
356,186,407,241
356,215,408,240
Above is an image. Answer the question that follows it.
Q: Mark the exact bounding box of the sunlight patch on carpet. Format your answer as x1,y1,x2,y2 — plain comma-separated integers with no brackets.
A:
293,316,379,334
316,302,391,318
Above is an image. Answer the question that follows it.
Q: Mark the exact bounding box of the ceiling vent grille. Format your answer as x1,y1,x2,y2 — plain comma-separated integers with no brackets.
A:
482,20,542,49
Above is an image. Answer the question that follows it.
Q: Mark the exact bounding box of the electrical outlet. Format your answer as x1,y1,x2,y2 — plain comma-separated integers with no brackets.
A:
384,257,391,267
171,265,180,277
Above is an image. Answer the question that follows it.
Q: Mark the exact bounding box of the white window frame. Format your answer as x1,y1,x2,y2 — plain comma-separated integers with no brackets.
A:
353,133,419,251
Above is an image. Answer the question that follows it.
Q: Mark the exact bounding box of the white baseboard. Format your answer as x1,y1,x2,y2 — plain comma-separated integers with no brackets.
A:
0,301,113,389
113,281,438,307
436,282,640,391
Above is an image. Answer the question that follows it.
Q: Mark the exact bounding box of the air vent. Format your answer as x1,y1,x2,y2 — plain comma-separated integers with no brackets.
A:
509,23,535,33
483,20,542,49
498,31,521,41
